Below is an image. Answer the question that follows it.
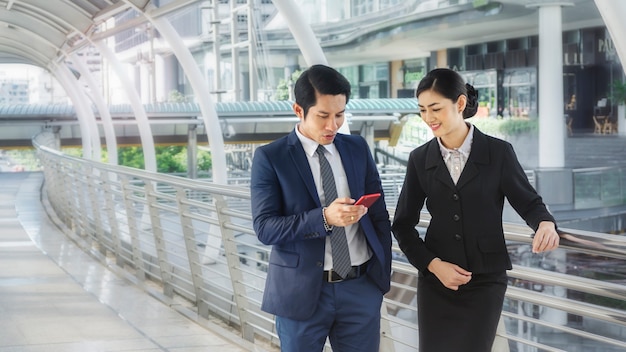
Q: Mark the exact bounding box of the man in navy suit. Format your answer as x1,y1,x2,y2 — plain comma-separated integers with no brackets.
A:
251,65,391,352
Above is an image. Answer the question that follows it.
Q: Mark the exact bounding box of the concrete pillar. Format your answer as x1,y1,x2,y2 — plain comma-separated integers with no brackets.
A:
248,0,258,101
53,126,62,151
595,0,626,74
527,2,572,168
271,0,328,65
95,40,158,172
52,64,97,160
231,0,241,101
187,125,198,179
212,0,222,102
284,55,299,80
71,52,119,165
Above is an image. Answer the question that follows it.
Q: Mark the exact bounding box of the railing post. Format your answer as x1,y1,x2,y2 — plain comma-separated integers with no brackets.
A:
214,195,255,342
176,187,210,317
100,170,124,265
120,177,147,281
147,182,176,298
86,167,106,256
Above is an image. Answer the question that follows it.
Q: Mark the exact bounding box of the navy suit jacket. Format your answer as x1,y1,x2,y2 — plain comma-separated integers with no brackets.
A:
251,130,392,320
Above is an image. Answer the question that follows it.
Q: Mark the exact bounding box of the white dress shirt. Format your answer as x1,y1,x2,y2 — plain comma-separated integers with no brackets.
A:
295,126,372,270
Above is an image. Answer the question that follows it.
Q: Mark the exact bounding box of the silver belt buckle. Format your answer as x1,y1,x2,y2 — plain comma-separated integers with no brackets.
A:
328,269,343,283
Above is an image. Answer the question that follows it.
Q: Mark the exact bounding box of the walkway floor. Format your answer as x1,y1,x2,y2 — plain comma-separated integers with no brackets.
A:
0,172,258,352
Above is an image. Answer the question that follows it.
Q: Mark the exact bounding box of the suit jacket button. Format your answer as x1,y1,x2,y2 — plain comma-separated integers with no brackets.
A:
453,214,460,221
454,234,462,241
452,194,459,201
316,262,323,267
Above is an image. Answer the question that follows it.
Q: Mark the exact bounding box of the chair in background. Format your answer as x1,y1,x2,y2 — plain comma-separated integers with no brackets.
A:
593,98,611,134
593,115,604,134
603,111,617,134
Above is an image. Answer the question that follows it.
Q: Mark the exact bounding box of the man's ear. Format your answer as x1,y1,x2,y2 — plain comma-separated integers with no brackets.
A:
293,103,304,118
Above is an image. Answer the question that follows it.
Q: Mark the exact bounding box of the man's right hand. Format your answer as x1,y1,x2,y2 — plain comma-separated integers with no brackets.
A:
324,197,366,227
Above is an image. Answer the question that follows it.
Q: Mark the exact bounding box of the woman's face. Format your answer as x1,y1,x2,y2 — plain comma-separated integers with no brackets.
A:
418,89,467,142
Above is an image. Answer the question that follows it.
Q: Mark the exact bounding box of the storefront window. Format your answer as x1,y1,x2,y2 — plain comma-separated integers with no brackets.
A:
503,68,537,119
461,70,497,118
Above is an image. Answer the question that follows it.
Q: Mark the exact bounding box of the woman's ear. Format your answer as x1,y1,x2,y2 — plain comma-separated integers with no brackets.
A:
456,94,467,114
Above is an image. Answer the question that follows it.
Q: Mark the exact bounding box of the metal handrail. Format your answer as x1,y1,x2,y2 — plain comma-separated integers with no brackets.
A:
33,139,626,352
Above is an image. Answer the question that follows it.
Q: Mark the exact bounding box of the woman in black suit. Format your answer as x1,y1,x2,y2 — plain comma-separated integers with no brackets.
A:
391,68,560,352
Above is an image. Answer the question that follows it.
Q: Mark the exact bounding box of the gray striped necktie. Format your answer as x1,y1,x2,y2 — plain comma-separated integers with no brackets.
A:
316,145,352,278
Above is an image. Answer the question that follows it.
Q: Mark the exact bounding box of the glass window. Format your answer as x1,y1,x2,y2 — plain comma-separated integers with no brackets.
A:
351,0,373,16
503,69,537,119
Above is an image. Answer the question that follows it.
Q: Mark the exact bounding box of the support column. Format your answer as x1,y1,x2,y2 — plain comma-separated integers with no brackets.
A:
527,2,572,168
52,64,98,160
271,0,328,66
595,0,626,72
231,1,241,101
247,0,258,101
187,125,198,179
125,1,228,184
211,0,222,102
71,52,119,165
52,126,62,151
95,40,158,172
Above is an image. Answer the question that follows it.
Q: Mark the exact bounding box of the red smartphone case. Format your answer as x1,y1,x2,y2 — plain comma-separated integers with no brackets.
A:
355,193,381,207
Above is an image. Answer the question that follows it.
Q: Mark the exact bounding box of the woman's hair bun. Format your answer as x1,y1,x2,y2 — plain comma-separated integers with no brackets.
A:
463,83,479,119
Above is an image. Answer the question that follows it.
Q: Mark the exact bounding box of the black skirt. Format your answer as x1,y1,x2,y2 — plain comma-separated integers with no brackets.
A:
417,271,508,352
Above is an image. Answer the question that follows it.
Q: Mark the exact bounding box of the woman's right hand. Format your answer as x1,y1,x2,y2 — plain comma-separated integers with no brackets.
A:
427,258,472,290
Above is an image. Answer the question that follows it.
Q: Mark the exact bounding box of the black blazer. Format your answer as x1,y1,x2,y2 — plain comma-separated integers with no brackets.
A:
391,127,555,275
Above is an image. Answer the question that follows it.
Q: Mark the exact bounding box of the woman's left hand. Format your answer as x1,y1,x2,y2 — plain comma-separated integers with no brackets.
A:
532,221,560,253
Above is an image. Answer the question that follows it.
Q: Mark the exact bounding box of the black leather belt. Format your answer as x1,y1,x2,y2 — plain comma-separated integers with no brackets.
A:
324,260,369,283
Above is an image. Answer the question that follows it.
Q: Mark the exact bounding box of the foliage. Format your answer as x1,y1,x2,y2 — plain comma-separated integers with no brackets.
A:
115,145,212,174
611,80,626,106
168,90,187,103
118,146,145,169
197,149,212,171
155,146,185,173
3,149,40,171
274,70,302,101
399,115,539,148
497,118,538,135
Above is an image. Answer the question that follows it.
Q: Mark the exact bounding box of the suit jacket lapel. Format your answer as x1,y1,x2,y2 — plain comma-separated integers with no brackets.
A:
333,136,357,197
425,139,456,190
456,127,490,190
287,131,321,205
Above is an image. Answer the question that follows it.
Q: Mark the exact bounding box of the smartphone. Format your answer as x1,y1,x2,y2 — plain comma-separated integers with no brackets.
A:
354,193,381,208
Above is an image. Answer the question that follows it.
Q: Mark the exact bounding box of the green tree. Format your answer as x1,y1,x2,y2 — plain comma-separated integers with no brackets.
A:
118,146,145,169
168,90,186,103
197,149,212,171
155,145,185,173
274,70,302,101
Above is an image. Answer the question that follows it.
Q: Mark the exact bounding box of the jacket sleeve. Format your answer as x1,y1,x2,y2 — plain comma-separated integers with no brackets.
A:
391,149,437,272
500,142,556,231
251,146,328,246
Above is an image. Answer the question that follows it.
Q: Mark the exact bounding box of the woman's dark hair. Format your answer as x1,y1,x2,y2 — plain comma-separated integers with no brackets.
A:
293,64,351,117
415,68,478,119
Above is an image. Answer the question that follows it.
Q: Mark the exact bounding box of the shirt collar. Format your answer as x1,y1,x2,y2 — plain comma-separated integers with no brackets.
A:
437,123,474,159
295,124,337,157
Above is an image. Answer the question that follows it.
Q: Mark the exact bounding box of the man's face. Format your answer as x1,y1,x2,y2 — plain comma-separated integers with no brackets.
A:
295,92,347,145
